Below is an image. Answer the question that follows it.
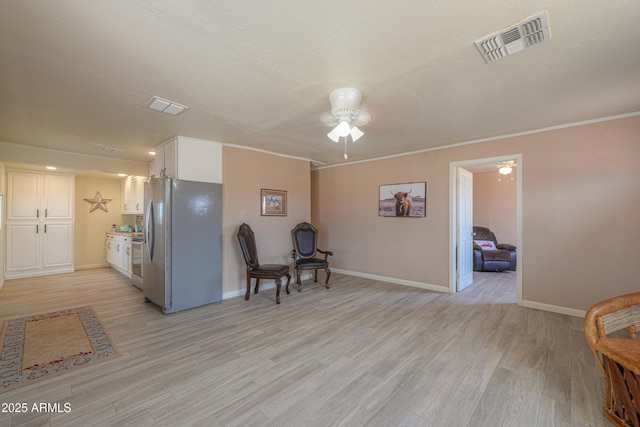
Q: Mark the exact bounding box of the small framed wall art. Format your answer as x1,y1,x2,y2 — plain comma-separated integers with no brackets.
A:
379,182,426,217
261,189,287,216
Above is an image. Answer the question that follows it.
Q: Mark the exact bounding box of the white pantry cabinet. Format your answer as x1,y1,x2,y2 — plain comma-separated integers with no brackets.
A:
6,171,74,220
5,170,75,279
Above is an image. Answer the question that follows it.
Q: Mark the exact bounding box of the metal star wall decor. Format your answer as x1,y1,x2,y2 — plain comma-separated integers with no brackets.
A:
84,191,112,213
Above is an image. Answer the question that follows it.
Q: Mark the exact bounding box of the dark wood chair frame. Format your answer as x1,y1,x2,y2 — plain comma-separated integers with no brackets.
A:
237,223,291,304
290,222,333,292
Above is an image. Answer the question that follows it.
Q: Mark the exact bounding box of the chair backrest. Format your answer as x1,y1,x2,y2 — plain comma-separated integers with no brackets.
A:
473,226,497,244
584,292,640,374
292,222,318,259
237,223,259,268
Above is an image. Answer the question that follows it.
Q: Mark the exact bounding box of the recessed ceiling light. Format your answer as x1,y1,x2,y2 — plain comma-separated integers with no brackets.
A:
148,151,156,155
46,166,57,170
117,173,127,177
147,96,188,115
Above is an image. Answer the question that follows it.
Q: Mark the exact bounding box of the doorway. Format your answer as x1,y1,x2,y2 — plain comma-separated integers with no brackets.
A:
449,154,522,304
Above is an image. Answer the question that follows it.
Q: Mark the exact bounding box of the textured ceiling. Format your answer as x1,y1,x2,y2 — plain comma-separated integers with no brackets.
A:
1,0,639,168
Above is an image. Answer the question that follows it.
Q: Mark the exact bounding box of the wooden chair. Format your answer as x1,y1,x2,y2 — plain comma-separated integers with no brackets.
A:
291,222,333,292
236,223,291,304
584,292,640,426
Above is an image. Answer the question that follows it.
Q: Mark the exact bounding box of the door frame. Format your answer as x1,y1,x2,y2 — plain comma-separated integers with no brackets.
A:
448,154,523,305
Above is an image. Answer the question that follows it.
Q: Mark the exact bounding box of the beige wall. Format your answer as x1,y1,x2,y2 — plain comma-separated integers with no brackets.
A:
312,115,640,311
74,176,124,268
222,146,310,296
473,168,517,245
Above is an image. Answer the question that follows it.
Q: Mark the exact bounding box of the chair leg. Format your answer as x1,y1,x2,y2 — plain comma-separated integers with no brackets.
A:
254,278,260,294
245,275,251,300
325,267,331,289
275,277,282,304
314,270,318,282
296,268,302,292
285,273,291,295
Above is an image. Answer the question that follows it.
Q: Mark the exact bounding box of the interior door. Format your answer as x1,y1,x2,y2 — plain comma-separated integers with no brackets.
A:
457,167,474,291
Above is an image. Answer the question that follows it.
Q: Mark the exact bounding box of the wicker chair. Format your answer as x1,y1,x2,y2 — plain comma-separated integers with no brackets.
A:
584,292,640,427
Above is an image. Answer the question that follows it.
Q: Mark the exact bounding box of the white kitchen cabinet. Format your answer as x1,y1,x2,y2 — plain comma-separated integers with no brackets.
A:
42,222,74,269
5,221,74,278
7,171,74,221
43,174,75,219
106,233,132,278
5,170,75,279
106,234,116,265
150,136,222,183
5,223,39,273
121,176,146,214
6,172,39,220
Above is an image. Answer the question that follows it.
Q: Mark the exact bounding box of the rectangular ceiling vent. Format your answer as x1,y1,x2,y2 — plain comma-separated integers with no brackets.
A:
475,10,551,63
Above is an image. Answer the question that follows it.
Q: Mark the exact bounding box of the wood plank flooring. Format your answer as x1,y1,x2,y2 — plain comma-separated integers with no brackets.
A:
0,268,608,426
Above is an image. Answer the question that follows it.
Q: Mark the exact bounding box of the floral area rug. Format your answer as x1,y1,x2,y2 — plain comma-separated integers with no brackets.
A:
0,306,120,392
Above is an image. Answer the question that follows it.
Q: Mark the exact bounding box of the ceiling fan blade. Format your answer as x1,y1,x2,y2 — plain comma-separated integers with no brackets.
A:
320,112,338,126
352,110,371,126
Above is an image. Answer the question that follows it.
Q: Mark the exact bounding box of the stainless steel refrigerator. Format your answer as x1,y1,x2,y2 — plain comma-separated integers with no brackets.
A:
143,177,222,314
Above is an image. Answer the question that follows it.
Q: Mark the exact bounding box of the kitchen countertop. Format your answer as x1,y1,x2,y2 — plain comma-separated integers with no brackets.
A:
107,232,144,238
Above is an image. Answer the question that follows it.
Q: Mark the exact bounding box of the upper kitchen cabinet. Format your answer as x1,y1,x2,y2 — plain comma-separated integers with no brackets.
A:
150,136,222,184
7,171,74,221
121,175,146,214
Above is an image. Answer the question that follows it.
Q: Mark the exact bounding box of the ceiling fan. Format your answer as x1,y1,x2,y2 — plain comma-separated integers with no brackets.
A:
498,160,517,174
320,87,371,159
498,160,517,180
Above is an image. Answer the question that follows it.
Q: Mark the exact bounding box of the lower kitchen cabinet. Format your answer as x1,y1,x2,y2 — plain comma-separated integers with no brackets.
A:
106,233,132,278
5,221,74,279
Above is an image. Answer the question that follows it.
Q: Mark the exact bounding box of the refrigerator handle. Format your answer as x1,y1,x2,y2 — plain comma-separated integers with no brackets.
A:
145,199,155,262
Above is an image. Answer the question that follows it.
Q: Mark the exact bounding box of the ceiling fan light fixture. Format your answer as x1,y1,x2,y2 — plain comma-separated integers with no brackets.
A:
322,87,371,160
327,120,351,142
335,120,351,137
327,126,341,142
350,125,364,142
499,166,513,175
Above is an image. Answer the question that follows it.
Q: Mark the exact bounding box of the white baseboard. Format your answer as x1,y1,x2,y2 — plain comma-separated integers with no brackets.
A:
4,267,75,280
331,268,450,294
222,269,585,318
521,299,586,318
75,263,110,270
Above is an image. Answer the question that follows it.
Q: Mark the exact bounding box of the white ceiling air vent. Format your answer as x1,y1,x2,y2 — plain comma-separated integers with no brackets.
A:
475,10,551,63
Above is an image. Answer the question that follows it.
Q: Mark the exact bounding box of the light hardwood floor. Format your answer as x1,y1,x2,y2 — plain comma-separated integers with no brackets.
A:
0,268,607,426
